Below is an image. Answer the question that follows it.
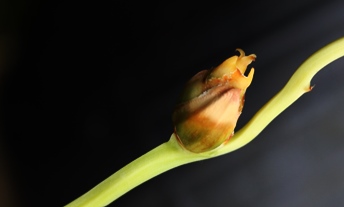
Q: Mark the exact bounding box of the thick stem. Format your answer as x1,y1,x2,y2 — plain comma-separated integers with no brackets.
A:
64,134,206,207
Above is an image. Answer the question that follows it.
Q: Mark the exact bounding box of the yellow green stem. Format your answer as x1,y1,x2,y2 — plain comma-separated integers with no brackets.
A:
212,36,344,157
65,36,344,207
65,135,209,207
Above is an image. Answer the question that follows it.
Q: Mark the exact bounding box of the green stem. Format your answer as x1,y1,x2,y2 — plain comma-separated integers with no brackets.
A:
65,134,208,207
211,36,344,157
65,36,344,207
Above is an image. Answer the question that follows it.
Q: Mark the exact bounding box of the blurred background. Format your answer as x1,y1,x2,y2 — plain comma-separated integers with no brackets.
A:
1,0,344,206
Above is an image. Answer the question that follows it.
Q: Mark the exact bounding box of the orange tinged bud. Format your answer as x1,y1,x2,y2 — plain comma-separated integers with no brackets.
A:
172,49,256,153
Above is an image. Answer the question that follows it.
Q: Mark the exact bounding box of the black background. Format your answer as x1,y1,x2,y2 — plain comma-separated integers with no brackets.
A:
1,0,344,207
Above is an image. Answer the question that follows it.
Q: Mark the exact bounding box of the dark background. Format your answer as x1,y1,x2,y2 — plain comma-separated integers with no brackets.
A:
1,0,344,206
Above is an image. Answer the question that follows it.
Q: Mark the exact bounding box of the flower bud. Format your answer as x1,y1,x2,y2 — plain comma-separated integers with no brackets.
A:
172,49,256,153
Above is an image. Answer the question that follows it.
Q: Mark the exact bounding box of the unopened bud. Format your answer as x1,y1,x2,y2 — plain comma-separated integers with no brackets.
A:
172,49,256,153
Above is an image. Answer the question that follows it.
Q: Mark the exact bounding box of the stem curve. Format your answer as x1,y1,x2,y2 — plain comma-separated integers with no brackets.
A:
213,36,344,156
65,36,344,206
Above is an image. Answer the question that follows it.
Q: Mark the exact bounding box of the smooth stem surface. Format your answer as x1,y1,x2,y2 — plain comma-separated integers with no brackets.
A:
213,36,344,156
65,134,208,207
65,36,344,207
